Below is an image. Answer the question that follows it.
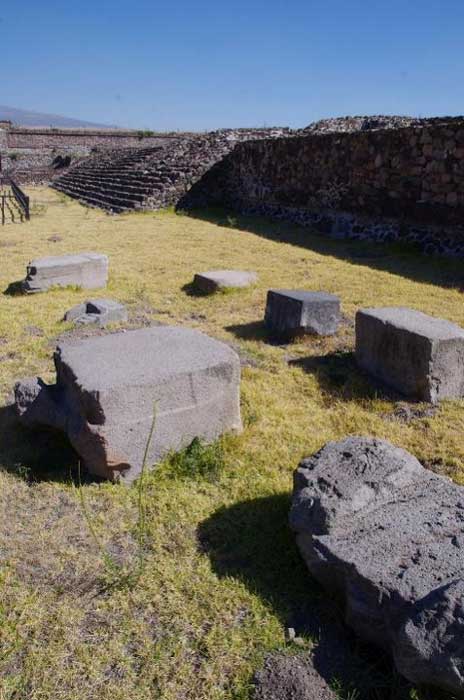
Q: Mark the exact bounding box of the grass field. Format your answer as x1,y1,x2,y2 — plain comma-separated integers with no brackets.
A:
0,187,463,700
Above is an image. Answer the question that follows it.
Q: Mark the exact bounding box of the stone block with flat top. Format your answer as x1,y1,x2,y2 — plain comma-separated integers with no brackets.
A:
21,252,108,293
265,290,341,339
193,269,257,294
356,306,464,402
14,326,242,483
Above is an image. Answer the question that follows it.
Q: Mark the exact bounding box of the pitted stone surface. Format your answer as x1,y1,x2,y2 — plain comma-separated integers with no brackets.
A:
21,253,108,293
193,270,257,294
356,307,464,402
63,298,127,327
265,290,340,338
290,437,464,697
14,326,242,482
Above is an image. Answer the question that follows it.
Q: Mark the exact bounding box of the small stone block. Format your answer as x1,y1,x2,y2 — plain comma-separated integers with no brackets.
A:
265,290,341,338
21,252,108,293
64,298,128,327
356,306,464,402
193,269,257,294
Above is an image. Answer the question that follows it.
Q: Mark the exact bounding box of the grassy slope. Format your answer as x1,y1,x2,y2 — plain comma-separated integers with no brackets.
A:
0,188,463,699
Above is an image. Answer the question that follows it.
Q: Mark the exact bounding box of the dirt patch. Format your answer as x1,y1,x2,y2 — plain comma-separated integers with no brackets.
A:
382,401,438,423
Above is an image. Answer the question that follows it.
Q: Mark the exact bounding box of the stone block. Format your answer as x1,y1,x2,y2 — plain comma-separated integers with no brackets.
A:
265,290,340,339
193,269,257,294
64,298,127,327
21,253,108,293
290,436,464,697
356,306,464,402
14,326,242,483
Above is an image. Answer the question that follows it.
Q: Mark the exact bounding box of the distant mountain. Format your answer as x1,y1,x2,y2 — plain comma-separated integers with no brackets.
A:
0,105,118,129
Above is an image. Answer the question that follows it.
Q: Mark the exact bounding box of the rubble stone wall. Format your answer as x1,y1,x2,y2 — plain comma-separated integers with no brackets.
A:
6,128,173,150
210,118,464,256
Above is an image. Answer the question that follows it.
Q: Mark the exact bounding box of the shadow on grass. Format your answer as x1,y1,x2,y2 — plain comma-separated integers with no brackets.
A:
3,280,24,296
199,495,446,700
0,404,99,484
181,281,210,297
198,494,320,623
288,351,402,402
225,320,296,347
183,208,464,291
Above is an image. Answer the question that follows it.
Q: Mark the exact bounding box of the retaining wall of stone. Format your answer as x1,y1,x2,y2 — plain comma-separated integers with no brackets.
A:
5,126,292,151
6,128,174,150
203,118,464,256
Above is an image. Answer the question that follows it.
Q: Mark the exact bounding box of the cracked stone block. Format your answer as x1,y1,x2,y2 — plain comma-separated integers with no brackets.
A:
193,269,257,293
356,306,464,402
14,326,242,483
265,290,341,339
21,252,108,293
290,436,464,697
64,298,128,327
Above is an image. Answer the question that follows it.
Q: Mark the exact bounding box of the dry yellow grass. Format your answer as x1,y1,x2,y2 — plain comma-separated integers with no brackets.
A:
0,187,463,699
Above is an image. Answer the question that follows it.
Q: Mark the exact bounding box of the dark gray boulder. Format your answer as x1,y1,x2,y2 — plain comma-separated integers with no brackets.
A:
290,437,464,697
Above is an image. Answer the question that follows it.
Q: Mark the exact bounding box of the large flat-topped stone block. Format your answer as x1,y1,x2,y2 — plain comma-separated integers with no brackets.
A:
265,290,340,339
14,326,242,482
356,306,464,402
193,269,257,294
290,437,464,696
21,252,108,293
64,298,127,327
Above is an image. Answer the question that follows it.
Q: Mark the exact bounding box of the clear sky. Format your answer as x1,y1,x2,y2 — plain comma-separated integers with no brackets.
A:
2,0,464,131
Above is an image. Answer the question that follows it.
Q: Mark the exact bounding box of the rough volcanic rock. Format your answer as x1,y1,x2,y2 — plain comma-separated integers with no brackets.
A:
14,326,242,482
289,437,464,697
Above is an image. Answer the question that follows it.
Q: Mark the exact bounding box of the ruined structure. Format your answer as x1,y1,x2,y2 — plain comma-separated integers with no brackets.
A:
50,129,292,212
4,115,464,256
197,116,464,257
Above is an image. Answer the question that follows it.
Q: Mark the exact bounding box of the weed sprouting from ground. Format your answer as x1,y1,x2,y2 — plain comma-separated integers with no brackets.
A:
162,437,225,482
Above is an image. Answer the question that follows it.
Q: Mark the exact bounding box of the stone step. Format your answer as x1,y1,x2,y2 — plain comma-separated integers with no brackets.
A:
58,173,164,189
52,182,139,211
56,180,145,203
56,177,152,198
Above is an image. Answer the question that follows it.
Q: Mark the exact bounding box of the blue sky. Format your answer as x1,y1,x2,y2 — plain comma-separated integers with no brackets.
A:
2,0,464,130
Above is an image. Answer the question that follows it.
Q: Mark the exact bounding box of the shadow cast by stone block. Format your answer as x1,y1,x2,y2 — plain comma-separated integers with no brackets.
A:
181,281,209,297
198,494,320,623
199,495,421,700
225,320,292,346
225,320,268,343
0,404,99,484
289,351,404,402
182,208,464,291
3,280,24,296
